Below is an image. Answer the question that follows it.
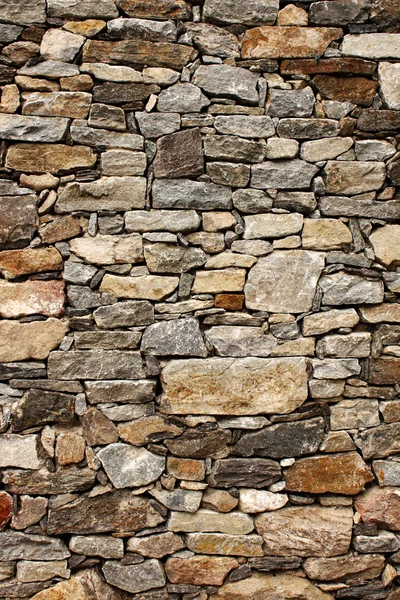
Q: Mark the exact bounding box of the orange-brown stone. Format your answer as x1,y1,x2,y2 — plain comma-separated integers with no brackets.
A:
312,75,377,107
6,144,96,174
285,453,374,495
39,216,81,244
355,486,400,531
0,491,13,529
167,457,206,481
165,556,238,585
0,247,63,279
116,0,192,19
215,294,244,311
369,358,400,385
281,58,376,76
242,26,343,59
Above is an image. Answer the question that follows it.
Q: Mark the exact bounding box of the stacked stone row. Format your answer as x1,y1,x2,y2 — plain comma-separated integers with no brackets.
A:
0,0,399,598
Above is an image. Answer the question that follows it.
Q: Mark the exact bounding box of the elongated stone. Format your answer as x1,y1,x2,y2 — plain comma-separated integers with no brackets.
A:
161,357,308,415
277,118,339,139
157,83,210,113
144,243,206,273
0,0,46,25
0,532,69,561
244,213,303,239
48,0,118,18
153,179,231,211
93,301,154,328
165,429,231,459
12,389,74,432
215,573,333,600
320,272,384,305
205,135,265,163
0,114,68,143
165,556,238,585
324,161,386,195
193,65,259,105
102,559,165,594
116,0,191,19
203,0,278,26
192,269,246,294
208,458,281,488
126,210,199,233
186,533,264,557
304,554,385,584
251,160,318,190
0,280,64,318
354,423,400,459
0,318,66,363
108,17,177,42
320,195,400,220
100,274,179,300
70,234,143,265
3,468,96,495
186,23,240,58
56,177,146,213
48,351,145,380
0,247,62,280
342,33,400,60
70,126,143,150
168,509,254,534
313,75,377,107
205,326,279,357
6,143,96,173
21,91,91,119
256,505,353,557
214,115,274,139
239,489,288,513
126,532,184,558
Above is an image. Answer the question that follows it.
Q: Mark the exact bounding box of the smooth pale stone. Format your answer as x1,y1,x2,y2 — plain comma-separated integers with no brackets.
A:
0,318,67,362
153,179,231,211
302,218,352,250
342,33,400,59
213,572,333,600
301,137,353,162
239,489,288,513
192,269,246,294
102,559,166,595
142,67,180,85
245,250,325,313
218,416,269,430
359,304,400,324
0,280,65,318
379,62,400,110
255,505,353,557
330,399,380,430
186,533,264,557
21,91,92,119
265,138,299,159
98,443,165,488
303,309,359,336
70,235,143,265
242,26,343,59
193,65,259,105
309,378,345,399
251,159,318,189
244,213,303,239
56,177,146,212
317,332,371,358
107,17,177,42
205,253,257,269
203,212,236,232
370,224,400,267
40,29,85,63
101,150,146,176
156,299,214,314
168,509,254,534
18,60,80,78
81,62,142,82
214,116,274,138
136,111,180,138
205,326,279,357
69,535,124,559
320,272,384,305
355,139,396,162
160,357,308,416
126,210,200,233
6,143,96,173
324,161,386,195
17,560,69,583
312,358,361,379
303,554,385,583
100,273,179,300
0,435,42,469
157,83,210,113
203,0,278,26
0,114,69,143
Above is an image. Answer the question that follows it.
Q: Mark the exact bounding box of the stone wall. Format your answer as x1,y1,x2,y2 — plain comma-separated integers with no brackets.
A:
0,0,399,598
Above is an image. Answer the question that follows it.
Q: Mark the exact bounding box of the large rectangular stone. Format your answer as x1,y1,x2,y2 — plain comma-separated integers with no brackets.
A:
0,114,69,143
320,196,400,220
48,351,145,380
161,357,308,416
56,177,146,212
203,0,278,25
0,280,65,318
6,144,96,174
342,33,400,59
152,179,231,210
0,532,69,561
0,0,46,25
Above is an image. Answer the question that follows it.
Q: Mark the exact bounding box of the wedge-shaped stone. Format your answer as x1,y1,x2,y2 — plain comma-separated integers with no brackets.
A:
324,161,386,195
213,572,333,600
203,0,278,25
47,491,164,535
320,272,384,305
234,418,325,459
242,26,343,59
3,468,96,495
141,318,207,357
48,350,145,380
355,486,400,532
304,554,385,583
354,423,400,459
205,326,279,357
0,196,37,250
244,213,303,239
83,39,197,70
0,532,69,561
0,0,46,25
285,453,374,495
153,179,231,211
165,556,238,585
251,160,318,189
161,357,308,415
303,309,359,337
186,533,263,557
0,247,62,279
0,435,42,470
168,509,254,534
70,235,143,265
0,280,64,318
193,65,259,104
165,429,231,459
245,250,324,313
98,443,165,488
116,0,191,19
6,143,96,173
103,559,165,595
342,33,400,59
0,114,69,142
56,177,146,213
26,569,121,600
255,505,353,557
153,128,204,178
100,274,179,300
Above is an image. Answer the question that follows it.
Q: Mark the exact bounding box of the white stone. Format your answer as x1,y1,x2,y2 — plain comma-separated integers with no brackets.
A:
80,62,143,82
301,137,353,162
244,213,303,239
342,34,400,60
239,489,288,513
70,234,143,265
40,29,85,63
379,62,400,110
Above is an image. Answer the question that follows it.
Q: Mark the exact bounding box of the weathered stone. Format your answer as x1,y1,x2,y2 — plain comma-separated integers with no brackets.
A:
317,332,371,358
81,62,142,83
166,556,238,585
100,274,179,300
12,389,75,432
304,554,385,583
141,318,207,357
56,433,85,466
98,443,165,488
116,0,191,19
184,23,239,58
192,269,245,294
207,162,250,187
0,532,69,561
353,530,399,554
29,569,124,600
324,161,386,195
358,108,400,132
11,495,47,530
205,136,265,164
103,559,165,594
355,139,396,162
301,137,353,162
235,418,325,461
6,143,96,173
239,489,288,513
193,65,259,105
17,560,69,583
167,457,205,481
320,272,384,306
0,436,38,471
313,75,377,107
153,128,203,179
265,138,299,160
75,331,142,350
161,357,308,415
70,234,143,266
0,247,62,279
310,0,370,25
0,0,46,25
286,453,373,495
320,195,400,220
244,213,303,239
186,533,263,557
245,250,324,313
101,150,146,176
48,0,118,18
251,160,318,189
150,489,202,512
208,458,281,488
0,318,66,363
153,179,231,211
355,487,400,531
168,509,254,534
47,491,164,535
267,87,315,118
313,358,361,379
80,407,118,446
157,83,209,113
0,280,64,318
330,398,379,430
256,505,353,557
342,33,400,60
206,252,256,269
83,39,197,70
273,191,317,214
379,62,400,110
3,469,96,495
165,429,231,459
203,0,278,25
302,218,352,250
40,29,85,64
144,243,206,274
126,210,199,233
108,17,177,42
370,224,400,267
277,118,339,139
373,461,400,486
94,301,154,329
56,177,145,213
354,423,400,459
21,91,91,119
126,532,184,558
205,326,278,357
136,111,180,138
0,195,37,250
71,127,143,150
40,216,81,244
361,304,400,324
0,114,69,143
0,492,12,530
48,350,144,380
214,572,333,600
92,82,158,105
242,26,342,59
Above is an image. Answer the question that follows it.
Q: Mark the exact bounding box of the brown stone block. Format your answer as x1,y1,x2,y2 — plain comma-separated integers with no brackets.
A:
369,358,400,385
215,294,245,311
281,58,376,76
312,75,377,107
6,144,96,174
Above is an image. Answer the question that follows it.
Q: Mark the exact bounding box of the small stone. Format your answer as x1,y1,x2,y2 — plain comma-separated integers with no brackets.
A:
40,216,81,244
0,114,69,143
64,19,106,38
203,0,278,26
11,496,47,530
6,143,96,173
70,234,143,265
141,318,207,357
244,213,303,239
101,150,146,177
56,433,85,466
157,83,210,113
251,159,318,189
303,554,385,583
3,468,96,495
239,489,288,513
17,560,69,583
168,509,254,534
330,398,379,430
0,195,37,250
103,559,166,594
92,81,158,105
166,555,238,585
313,358,361,379
153,128,203,178
277,118,339,139
21,91,91,119
145,244,206,273
265,138,299,159
354,423,400,459
88,103,126,131
205,135,265,164
108,17,177,42
342,33,400,60
0,280,64,318
0,492,12,529
48,0,118,18
150,489,202,512
355,487,400,531
20,173,59,191
201,488,238,512
40,29,85,63
100,274,179,301
320,272,384,306
98,443,165,488
56,177,146,213
185,23,240,58
207,162,250,187
278,4,308,26
355,139,396,162
192,269,245,294
370,225,400,267
136,111,180,138
267,87,315,118
373,461,400,486
48,350,145,380
153,179,231,211
69,535,123,560
126,210,199,233
142,67,180,86
168,457,205,481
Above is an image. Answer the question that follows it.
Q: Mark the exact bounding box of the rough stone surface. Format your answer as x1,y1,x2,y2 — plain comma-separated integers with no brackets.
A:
98,443,165,488
242,27,343,59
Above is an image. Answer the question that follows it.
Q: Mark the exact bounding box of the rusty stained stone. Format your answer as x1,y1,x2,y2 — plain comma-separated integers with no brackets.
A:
2,468,96,495
355,486,400,532
83,39,197,70
0,492,13,529
285,453,374,495
281,58,377,76
0,247,62,279
116,0,192,20
215,294,245,311
357,109,400,132
5,144,96,174
0,280,65,318
242,27,343,60
167,456,206,481
369,358,400,385
312,75,377,107
165,556,239,586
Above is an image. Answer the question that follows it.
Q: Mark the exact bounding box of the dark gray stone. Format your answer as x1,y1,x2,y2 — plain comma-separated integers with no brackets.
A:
208,458,281,488
153,128,204,178
93,301,154,328
48,351,145,380
310,0,370,25
152,179,231,211
141,318,207,357
12,389,75,432
2,468,96,495
165,429,231,459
